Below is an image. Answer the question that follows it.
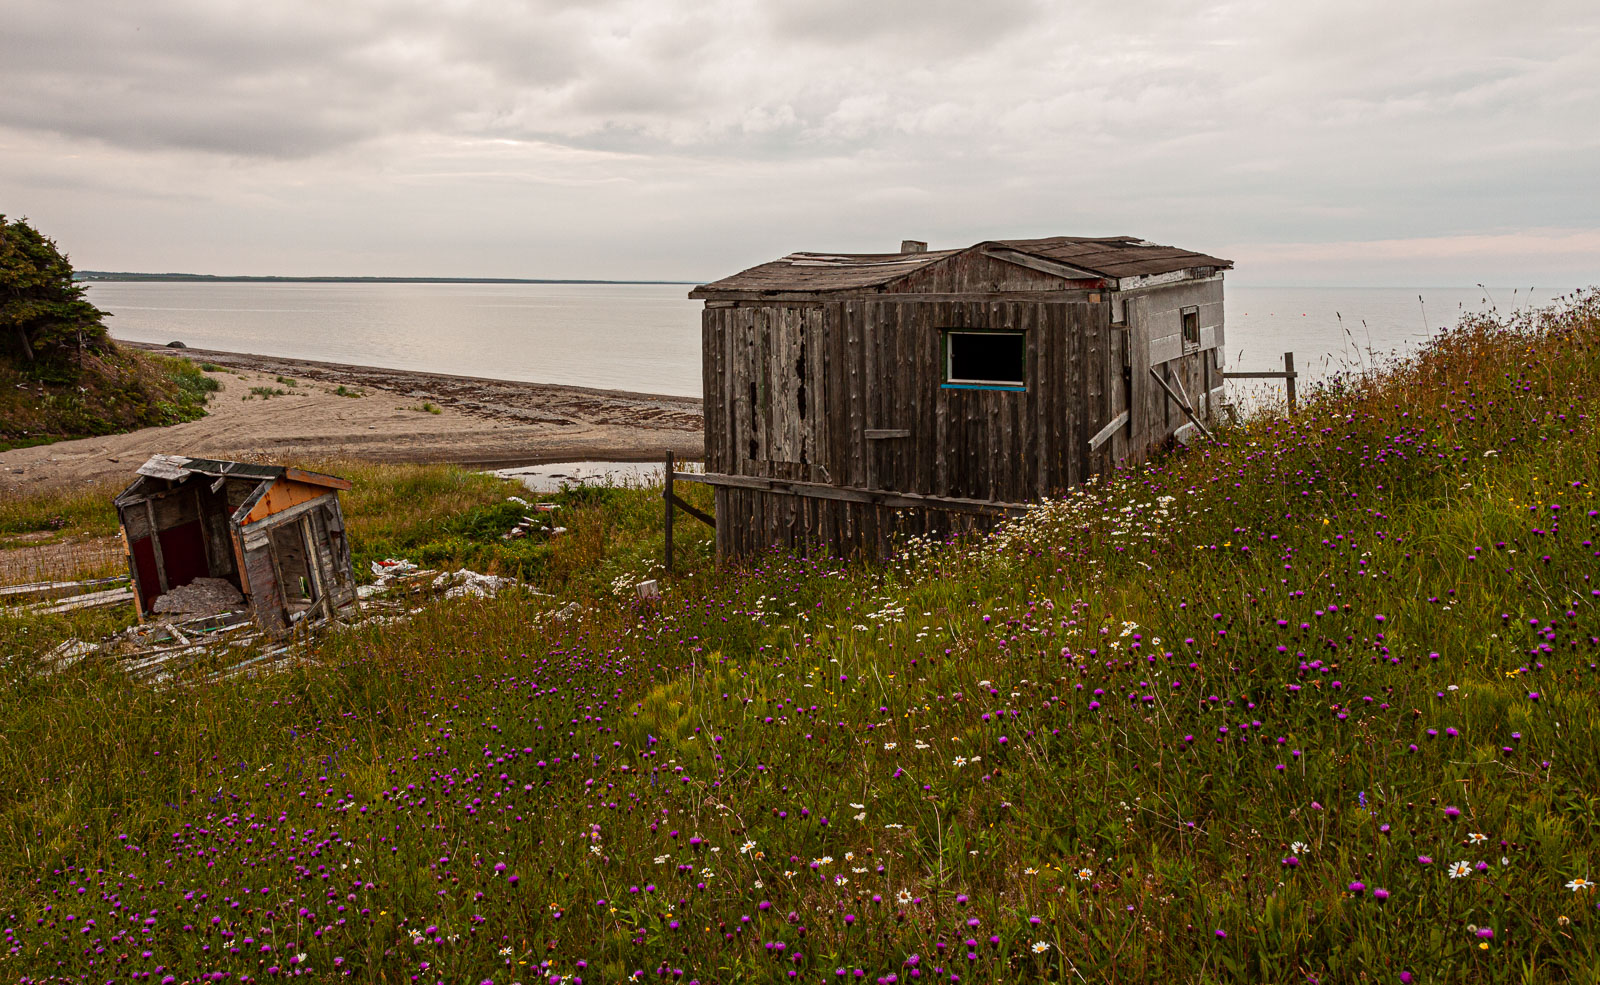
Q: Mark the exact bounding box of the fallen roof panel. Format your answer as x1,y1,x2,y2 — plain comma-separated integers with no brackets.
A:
135,454,194,481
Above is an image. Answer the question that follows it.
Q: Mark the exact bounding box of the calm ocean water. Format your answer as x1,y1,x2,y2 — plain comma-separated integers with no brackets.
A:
85,281,1569,400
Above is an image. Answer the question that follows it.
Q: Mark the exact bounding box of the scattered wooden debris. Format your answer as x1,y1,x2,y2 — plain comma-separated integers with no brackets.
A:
26,557,548,685
0,576,127,602
28,586,136,615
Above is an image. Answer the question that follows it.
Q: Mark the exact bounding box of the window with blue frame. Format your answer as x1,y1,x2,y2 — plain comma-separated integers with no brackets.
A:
943,330,1026,389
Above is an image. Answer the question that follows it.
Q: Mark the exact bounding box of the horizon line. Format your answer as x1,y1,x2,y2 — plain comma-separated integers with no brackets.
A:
75,271,702,285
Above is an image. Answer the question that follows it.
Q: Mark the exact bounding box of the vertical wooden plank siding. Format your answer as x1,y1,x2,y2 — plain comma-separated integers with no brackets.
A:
699,292,1186,559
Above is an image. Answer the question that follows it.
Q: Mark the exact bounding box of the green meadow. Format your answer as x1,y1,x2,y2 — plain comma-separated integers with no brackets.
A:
0,291,1596,983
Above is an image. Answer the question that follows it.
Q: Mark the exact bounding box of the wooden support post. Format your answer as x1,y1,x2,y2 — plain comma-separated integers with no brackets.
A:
1149,367,1215,442
143,500,170,594
663,451,675,574
1284,351,1297,415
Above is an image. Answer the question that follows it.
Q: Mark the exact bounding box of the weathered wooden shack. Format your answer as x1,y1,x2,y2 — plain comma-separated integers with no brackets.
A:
114,455,357,635
688,235,1233,557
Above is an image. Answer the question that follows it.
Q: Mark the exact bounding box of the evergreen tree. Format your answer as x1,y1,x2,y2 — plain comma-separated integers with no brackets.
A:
0,214,111,377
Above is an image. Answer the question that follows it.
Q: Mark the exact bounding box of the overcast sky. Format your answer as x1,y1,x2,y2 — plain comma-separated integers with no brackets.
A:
3,0,1597,285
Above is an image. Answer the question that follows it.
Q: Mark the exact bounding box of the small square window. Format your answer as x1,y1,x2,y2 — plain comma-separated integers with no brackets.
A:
1182,307,1200,347
944,331,1026,389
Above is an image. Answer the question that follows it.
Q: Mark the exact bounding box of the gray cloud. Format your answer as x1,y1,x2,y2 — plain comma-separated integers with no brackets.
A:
0,0,1595,283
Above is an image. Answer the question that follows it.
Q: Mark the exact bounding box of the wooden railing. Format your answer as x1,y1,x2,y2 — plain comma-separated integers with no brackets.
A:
1224,350,1298,414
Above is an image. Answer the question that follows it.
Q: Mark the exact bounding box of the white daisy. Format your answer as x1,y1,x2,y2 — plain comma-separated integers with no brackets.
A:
1448,860,1472,879
1567,876,1595,892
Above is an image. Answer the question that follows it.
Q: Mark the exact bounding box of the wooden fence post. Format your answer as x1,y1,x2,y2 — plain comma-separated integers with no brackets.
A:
1284,351,1297,416
663,451,675,574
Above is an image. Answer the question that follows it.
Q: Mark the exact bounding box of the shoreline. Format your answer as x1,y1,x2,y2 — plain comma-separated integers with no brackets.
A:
1,343,703,491
120,341,702,407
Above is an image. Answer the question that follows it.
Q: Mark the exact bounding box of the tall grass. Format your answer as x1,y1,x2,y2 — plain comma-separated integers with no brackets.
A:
0,350,218,451
0,292,1596,983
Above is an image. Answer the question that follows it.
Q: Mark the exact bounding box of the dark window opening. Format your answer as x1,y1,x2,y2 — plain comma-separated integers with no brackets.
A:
945,331,1026,388
1182,307,1200,347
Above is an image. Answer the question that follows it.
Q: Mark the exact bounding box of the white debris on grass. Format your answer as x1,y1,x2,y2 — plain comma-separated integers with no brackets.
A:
30,556,555,684
433,569,518,599
42,639,98,672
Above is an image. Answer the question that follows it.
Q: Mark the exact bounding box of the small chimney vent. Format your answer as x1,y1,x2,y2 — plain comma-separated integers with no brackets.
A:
900,239,928,254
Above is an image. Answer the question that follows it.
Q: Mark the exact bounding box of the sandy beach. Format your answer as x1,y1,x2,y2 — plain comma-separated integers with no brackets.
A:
0,342,703,491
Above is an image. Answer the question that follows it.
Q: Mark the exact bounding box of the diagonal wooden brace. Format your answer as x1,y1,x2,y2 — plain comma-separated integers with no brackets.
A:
1149,367,1215,442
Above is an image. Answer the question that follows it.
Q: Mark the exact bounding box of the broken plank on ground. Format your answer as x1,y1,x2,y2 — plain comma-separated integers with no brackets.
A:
27,587,136,614
0,576,127,602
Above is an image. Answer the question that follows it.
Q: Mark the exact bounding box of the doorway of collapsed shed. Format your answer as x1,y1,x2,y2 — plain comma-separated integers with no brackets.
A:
113,455,357,636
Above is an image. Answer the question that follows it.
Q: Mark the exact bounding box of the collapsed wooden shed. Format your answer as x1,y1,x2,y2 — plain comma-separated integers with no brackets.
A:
688,235,1233,558
114,455,356,635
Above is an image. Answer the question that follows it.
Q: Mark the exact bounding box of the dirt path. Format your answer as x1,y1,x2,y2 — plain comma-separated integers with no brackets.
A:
0,343,703,491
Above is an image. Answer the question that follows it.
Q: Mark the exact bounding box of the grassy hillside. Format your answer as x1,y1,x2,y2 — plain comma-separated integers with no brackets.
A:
0,346,219,451
0,291,1596,983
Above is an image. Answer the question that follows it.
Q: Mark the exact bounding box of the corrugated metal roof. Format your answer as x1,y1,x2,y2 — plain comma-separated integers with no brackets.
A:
690,237,1232,296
